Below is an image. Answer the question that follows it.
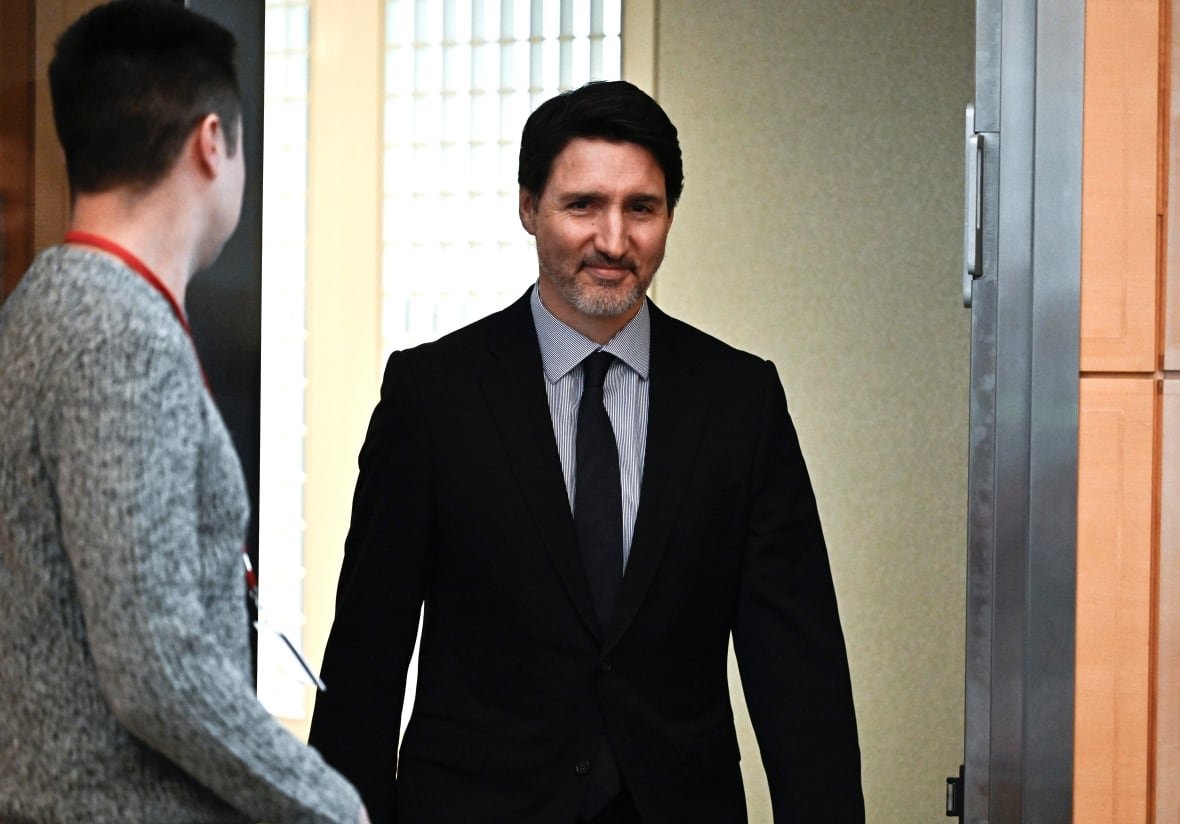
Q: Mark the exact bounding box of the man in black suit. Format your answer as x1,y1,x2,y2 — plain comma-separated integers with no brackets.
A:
309,80,863,823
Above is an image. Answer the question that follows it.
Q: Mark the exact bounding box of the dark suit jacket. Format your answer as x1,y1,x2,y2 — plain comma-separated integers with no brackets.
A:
309,292,863,823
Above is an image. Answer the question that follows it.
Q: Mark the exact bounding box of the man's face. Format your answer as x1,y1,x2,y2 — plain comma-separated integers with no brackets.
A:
519,137,673,339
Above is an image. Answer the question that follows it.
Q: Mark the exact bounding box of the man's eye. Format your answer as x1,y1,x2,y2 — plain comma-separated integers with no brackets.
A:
569,200,591,210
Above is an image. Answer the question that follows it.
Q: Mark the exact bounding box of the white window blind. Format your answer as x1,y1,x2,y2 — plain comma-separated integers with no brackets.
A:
258,0,311,720
381,0,622,358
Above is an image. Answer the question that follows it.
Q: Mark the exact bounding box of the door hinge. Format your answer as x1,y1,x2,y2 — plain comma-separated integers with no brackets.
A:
946,764,964,819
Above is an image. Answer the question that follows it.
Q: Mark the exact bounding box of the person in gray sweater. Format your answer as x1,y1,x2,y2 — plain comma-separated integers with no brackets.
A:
0,3,366,822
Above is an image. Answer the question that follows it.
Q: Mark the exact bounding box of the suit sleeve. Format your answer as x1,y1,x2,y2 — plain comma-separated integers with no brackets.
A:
309,352,434,824
732,361,865,822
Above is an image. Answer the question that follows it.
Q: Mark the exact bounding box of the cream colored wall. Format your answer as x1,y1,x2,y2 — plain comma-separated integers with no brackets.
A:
649,2,973,821
293,0,385,741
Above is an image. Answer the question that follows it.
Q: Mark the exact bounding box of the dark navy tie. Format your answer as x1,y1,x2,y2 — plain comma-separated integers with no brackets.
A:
574,351,624,816
575,351,624,631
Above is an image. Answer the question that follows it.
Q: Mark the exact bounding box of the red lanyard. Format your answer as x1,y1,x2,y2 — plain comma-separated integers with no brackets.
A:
64,231,207,387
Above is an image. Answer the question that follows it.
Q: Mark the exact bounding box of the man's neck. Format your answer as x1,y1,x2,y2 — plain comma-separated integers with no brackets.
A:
67,185,200,310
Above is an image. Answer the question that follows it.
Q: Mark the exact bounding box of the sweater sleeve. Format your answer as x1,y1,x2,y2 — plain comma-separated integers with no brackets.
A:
45,321,362,824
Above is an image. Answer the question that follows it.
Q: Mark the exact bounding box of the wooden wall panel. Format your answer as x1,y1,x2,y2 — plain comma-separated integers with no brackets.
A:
0,0,34,302
1081,0,1160,372
1158,381,1180,822
30,1,106,257
1167,0,1180,371
1076,377,1157,823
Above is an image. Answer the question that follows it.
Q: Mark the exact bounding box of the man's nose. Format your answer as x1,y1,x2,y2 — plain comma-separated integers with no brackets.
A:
594,210,627,259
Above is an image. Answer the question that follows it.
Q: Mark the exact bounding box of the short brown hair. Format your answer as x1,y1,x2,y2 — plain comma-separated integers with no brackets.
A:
49,0,241,195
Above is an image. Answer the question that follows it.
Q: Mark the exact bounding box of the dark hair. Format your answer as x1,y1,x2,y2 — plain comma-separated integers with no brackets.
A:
518,80,684,208
49,0,241,194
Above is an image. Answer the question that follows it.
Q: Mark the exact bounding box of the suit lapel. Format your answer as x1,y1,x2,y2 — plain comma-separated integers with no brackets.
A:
476,292,600,637
605,303,712,651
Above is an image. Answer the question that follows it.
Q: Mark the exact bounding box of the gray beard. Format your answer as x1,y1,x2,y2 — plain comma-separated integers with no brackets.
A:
550,270,648,319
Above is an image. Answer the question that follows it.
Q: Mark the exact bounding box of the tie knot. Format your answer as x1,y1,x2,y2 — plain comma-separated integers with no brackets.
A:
582,351,614,389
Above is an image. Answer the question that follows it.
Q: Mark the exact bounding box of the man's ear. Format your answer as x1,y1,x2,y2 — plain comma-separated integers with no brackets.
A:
518,187,537,235
193,113,227,179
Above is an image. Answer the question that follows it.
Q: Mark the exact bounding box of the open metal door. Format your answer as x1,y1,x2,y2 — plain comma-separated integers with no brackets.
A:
951,1,1083,821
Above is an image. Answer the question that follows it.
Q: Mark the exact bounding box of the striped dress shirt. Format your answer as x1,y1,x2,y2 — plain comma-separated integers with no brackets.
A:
529,285,650,567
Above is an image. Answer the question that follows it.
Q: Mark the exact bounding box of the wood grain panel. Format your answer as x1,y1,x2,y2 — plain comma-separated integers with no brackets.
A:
1076,377,1157,823
0,0,34,302
31,1,106,256
1168,0,1180,371
1157,381,1180,822
1081,0,1160,372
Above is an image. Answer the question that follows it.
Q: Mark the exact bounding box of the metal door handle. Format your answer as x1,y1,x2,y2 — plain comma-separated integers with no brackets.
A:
964,104,983,308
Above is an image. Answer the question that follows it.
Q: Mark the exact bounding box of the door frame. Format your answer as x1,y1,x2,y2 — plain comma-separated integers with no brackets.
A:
962,0,1083,820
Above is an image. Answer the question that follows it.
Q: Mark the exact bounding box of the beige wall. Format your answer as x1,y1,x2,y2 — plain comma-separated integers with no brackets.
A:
650,2,973,821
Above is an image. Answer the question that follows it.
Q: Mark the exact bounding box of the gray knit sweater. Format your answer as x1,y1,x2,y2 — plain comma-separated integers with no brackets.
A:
0,247,362,823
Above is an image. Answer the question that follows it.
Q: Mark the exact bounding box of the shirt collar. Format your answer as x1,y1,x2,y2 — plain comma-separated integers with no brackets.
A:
529,283,651,384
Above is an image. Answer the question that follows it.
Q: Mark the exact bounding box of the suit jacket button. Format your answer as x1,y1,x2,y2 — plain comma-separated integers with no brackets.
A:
575,759,591,775
600,659,612,673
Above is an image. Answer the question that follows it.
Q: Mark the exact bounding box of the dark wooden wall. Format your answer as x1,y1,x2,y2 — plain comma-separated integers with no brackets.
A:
0,0,34,302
